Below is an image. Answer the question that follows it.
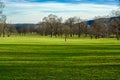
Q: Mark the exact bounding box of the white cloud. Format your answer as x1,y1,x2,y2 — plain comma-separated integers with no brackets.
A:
3,1,118,23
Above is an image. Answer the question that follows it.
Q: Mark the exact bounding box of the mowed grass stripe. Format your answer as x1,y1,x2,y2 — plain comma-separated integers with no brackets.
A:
0,37,120,79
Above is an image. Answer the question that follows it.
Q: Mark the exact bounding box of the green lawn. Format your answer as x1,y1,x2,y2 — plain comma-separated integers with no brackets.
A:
0,37,120,80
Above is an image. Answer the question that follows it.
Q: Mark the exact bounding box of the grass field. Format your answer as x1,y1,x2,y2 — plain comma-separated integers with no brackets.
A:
0,36,120,80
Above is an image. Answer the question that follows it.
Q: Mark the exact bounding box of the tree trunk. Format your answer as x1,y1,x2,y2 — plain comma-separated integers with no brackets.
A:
70,34,72,37
78,32,81,38
116,28,119,40
3,28,5,37
91,35,93,39
50,32,52,37
0,33,1,37
65,35,67,42
116,33,119,40
78,26,81,38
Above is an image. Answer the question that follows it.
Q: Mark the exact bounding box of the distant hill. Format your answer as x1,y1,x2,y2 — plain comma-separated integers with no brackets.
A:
13,16,120,27
87,20,94,25
15,24,36,27
87,16,120,26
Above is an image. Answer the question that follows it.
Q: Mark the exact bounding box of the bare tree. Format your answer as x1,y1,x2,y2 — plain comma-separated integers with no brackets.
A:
109,9,120,40
36,22,48,36
2,15,6,37
7,24,17,37
65,17,76,37
88,17,106,39
76,18,87,37
109,18,120,40
42,14,62,37
76,18,82,37
62,25,70,42
0,0,6,37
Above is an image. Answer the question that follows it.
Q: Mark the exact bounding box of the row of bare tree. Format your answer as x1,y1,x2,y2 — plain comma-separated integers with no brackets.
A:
0,0,120,40
35,11,120,40
0,11,120,40
36,15,86,38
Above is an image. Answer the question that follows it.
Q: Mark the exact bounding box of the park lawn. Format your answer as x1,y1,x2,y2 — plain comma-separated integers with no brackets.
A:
0,36,120,80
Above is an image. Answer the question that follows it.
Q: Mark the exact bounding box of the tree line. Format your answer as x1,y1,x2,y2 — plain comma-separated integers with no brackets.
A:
0,0,120,40
4,12,119,40
36,12,120,40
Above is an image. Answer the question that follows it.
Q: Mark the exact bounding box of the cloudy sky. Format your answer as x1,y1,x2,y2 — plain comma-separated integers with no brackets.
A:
3,0,119,23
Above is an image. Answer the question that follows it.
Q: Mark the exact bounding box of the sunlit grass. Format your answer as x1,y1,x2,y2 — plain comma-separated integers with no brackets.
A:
0,36,120,79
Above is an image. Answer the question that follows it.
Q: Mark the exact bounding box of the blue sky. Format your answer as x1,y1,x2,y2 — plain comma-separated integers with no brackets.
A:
3,0,119,23
5,0,119,4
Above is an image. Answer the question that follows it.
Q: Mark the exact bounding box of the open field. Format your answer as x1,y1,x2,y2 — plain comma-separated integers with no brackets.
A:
0,37,120,80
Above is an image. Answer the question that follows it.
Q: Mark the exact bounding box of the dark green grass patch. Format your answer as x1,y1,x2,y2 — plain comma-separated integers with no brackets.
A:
0,37,120,80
